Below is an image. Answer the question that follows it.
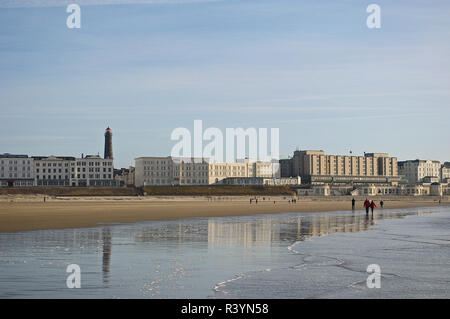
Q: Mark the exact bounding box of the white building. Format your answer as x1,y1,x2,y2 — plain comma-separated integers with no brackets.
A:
135,157,209,187
33,156,74,186
72,155,115,187
398,159,441,185
0,154,35,187
441,163,450,183
222,176,301,186
134,157,280,187
33,154,115,187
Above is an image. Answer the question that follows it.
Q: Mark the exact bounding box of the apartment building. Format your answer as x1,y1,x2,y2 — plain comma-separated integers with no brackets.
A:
398,159,441,185
441,162,450,183
282,150,398,184
135,157,209,186
72,155,115,186
134,157,280,187
0,154,35,187
208,159,280,184
33,155,115,187
33,156,74,186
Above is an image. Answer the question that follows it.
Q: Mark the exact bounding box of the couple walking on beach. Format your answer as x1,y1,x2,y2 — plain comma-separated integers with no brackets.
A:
363,198,376,215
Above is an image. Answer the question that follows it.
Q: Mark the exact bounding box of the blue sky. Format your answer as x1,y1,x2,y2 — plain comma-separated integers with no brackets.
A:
1,0,449,168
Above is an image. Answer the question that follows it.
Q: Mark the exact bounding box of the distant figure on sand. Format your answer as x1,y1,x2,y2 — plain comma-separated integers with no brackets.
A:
352,198,356,210
364,199,370,215
380,200,384,208
370,200,376,215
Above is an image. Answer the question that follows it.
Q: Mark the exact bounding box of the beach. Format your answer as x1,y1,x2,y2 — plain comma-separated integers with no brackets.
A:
0,195,447,232
0,206,448,298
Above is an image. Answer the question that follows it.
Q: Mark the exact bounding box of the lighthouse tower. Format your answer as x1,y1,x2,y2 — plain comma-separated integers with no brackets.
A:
104,127,113,159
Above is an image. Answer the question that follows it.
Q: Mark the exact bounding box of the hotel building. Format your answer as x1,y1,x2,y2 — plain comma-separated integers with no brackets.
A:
32,155,115,187
33,156,74,186
134,157,208,186
134,157,280,187
281,150,398,184
0,154,35,187
398,159,441,185
208,159,280,185
441,162,450,183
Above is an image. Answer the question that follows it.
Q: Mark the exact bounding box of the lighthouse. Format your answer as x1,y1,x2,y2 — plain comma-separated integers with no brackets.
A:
104,127,113,159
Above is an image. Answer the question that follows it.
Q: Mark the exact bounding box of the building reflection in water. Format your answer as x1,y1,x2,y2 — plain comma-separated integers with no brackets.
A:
102,228,112,285
131,211,411,249
207,211,409,248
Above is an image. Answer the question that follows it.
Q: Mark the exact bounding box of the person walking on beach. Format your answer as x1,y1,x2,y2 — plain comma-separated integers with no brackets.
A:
370,200,376,215
364,198,370,215
352,198,356,210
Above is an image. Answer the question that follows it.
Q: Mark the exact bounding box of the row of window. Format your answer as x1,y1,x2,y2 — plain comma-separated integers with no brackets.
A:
0,166,32,171
0,173,32,178
36,162,70,167
143,179,208,185
143,172,209,177
0,181,34,186
37,174,112,179
0,160,31,165
143,160,169,165
36,161,113,167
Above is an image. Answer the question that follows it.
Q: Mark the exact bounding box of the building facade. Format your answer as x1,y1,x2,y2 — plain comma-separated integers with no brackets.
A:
398,159,441,185
135,157,209,186
279,158,293,178
114,166,135,187
134,157,280,187
33,155,115,186
33,156,74,186
441,162,450,183
222,176,301,186
208,159,280,185
281,150,398,184
0,154,35,187
72,155,115,186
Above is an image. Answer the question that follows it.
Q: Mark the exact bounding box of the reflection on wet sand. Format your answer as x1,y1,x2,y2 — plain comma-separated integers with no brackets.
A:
130,210,412,248
102,228,112,285
206,210,410,248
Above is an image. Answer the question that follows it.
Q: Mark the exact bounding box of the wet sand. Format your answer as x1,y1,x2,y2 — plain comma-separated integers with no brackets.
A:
0,197,447,232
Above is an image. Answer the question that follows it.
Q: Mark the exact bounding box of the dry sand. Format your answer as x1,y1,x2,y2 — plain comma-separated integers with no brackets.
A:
0,196,447,232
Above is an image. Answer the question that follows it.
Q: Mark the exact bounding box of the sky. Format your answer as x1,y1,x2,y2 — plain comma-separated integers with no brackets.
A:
0,0,449,168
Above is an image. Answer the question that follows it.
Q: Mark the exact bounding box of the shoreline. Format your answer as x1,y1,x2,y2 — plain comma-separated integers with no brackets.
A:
0,196,448,233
